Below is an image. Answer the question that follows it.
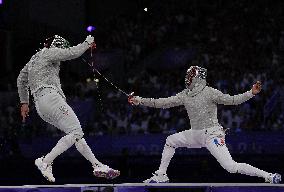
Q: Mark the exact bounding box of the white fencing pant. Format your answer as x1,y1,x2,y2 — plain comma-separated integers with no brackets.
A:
34,88,84,138
34,88,101,166
157,126,270,179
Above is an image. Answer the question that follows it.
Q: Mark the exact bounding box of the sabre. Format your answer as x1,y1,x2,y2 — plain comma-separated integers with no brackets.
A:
82,52,133,97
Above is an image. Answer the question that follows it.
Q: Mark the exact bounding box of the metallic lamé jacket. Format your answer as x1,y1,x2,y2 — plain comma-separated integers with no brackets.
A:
139,86,254,130
17,41,90,104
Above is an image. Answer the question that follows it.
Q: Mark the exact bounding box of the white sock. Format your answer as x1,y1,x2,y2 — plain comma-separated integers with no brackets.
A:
43,134,76,164
75,138,102,167
157,144,175,174
237,163,270,179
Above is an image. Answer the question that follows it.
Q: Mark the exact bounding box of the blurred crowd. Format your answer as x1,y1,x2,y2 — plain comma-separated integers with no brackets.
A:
0,0,284,142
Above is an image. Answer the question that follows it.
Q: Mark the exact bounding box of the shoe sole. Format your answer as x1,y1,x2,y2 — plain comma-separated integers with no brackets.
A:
35,159,55,183
145,180,169,183
94,170,120,179
273,174,282,184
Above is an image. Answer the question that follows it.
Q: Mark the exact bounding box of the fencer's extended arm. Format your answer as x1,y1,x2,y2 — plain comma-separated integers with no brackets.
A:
17,65,29,104
211,88,254,105
137,94,184,108
43,41,91,62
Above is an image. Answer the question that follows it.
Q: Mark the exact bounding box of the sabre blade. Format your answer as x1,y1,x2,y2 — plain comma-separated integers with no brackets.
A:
81,58,130,97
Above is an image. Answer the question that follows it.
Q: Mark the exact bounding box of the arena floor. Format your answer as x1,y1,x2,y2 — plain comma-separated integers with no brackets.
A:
0,183,284,191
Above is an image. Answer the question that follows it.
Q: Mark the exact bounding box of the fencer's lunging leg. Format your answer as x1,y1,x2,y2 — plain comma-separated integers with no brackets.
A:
157,138,176,174
157,130,193,174
144,134,178,183
144,130,195,183
206,138,270,179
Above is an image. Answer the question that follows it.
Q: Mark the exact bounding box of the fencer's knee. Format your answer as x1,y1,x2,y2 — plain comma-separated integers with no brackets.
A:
74,133,84,141
221,161,239,173
70,129,84,141
165,135,177,148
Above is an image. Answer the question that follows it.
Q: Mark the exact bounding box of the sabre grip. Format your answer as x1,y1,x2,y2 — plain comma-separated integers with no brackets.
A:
128,92,135,105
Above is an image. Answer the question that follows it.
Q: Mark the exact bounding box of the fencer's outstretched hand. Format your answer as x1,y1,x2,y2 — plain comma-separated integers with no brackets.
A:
85,35,94,45
20,103,29,123
252,81,262,95
128,93,141,105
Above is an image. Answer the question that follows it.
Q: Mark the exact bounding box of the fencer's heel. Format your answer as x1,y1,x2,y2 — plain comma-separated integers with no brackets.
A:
143,171,169,183
93,164,120,179
35,156,55,182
